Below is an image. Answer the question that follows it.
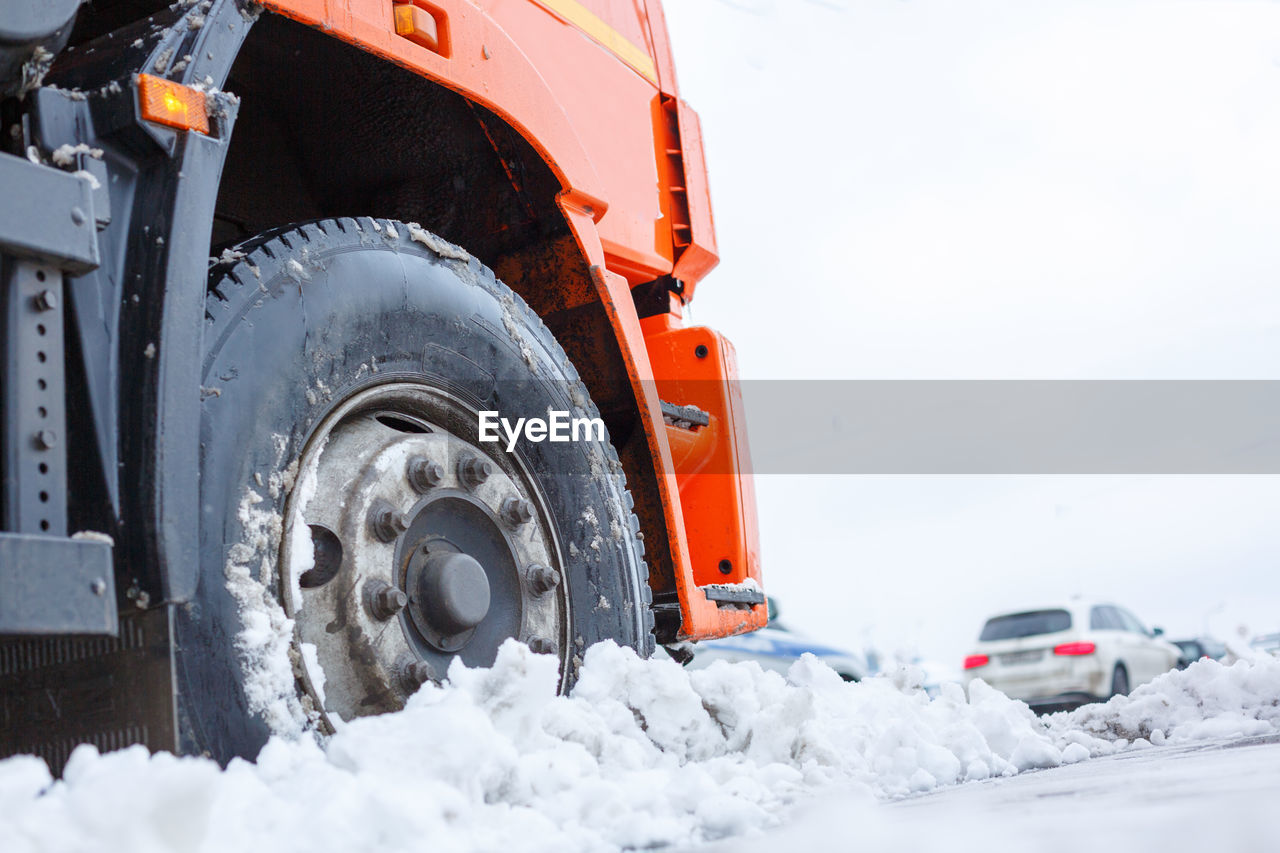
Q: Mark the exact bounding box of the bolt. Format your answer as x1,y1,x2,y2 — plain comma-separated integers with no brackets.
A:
528,636,557,655
694,344,709,359
527,564,561,596
406,456,445,492
399,659,436,691
501,496,534,526
367,500,407,543
71,206,86,226
34,290,58,312
458,455,493,487
35,430,57,450
367,579,408,620
90,578,107,596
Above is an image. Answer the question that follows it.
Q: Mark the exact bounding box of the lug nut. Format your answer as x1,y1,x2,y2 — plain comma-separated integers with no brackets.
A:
501,497,534,526
528,636,557,655
399,658,436,691
368,500,407,543
407,456,445,492
458,455,493,487
366,579,408,620
526,564,561,596
34,290,58,312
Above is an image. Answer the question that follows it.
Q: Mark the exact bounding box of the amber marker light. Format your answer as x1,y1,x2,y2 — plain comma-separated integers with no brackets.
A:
137,74,210,134
393,2,444,54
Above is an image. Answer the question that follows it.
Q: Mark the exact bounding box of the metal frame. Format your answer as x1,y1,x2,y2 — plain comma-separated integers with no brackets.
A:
0,3,249,625
0,0,250,635
0,86,114,634
0,0,251,767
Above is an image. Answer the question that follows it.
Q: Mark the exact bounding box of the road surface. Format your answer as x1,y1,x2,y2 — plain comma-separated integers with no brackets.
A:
722,735,1280,852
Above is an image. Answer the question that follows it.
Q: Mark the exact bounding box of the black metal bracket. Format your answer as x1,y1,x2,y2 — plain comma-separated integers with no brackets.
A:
702,583,766,607
632,274,686,319
659,399,710,430
0,115,117,634
2,259,69,535
1,255,77,536
0,254,117,634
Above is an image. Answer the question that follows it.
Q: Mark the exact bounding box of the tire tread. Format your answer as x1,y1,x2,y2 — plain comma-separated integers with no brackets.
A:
204,217,655,658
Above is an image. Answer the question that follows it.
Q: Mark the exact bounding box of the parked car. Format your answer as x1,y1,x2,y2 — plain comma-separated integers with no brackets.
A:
1170,637,1228,668
685,600,869,681
962,600,1181,712
1250,633,1280,658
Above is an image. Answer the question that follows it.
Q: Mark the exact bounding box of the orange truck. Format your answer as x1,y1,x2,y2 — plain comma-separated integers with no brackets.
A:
0,0,764,767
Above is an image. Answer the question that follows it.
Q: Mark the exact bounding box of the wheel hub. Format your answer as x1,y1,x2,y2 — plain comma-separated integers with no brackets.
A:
279,383,567,727
406,545,492,651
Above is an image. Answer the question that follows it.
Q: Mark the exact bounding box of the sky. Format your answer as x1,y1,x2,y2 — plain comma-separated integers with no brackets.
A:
662,0,1280,666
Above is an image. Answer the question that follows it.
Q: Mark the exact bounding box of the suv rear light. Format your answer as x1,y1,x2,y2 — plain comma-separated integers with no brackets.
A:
1053,641,1096,656
963,654,989,669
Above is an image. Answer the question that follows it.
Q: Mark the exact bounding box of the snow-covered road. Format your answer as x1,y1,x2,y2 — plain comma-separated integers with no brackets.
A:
720,735,1280,852
1,645,1277,853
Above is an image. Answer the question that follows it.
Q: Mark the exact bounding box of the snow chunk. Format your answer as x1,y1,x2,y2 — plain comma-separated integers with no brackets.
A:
285,258,309,282
223,485,308,738
71,170,101,190
21,46,54,94
406,221,471,261
702,578,762,596
283,434,324,605
300,642,326,706
70,530,114,545
51,143,104,167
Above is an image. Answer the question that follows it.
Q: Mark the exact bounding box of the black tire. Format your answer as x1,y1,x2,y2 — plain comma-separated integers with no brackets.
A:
177,218,653,763
1110,664,1130,697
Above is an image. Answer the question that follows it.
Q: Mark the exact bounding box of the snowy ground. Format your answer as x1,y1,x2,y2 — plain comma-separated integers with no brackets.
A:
1,645,1277,852
717,735,1280,852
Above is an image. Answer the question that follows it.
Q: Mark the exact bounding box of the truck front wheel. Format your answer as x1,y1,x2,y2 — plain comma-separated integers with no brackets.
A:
180,218,652,761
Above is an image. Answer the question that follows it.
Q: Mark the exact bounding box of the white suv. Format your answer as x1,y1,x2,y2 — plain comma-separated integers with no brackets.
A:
962,600,1181,712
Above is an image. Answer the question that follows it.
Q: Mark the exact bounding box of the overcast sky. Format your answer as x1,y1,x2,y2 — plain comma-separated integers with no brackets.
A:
663,0,1280,667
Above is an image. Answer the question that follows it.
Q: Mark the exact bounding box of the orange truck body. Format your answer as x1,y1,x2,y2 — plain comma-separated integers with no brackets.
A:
253,0,765,641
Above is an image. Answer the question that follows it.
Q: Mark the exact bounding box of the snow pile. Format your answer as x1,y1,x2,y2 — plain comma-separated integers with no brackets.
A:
1048,655,1280,747
1,644,1278,853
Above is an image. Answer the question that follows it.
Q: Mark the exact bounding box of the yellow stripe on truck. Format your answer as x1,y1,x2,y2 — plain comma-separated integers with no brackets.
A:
534,0,659,85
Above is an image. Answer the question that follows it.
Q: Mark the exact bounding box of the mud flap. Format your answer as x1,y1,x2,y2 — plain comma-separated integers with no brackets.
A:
0,607,178,774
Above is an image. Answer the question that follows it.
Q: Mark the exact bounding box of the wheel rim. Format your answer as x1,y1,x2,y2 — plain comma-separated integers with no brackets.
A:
279,381,567,727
